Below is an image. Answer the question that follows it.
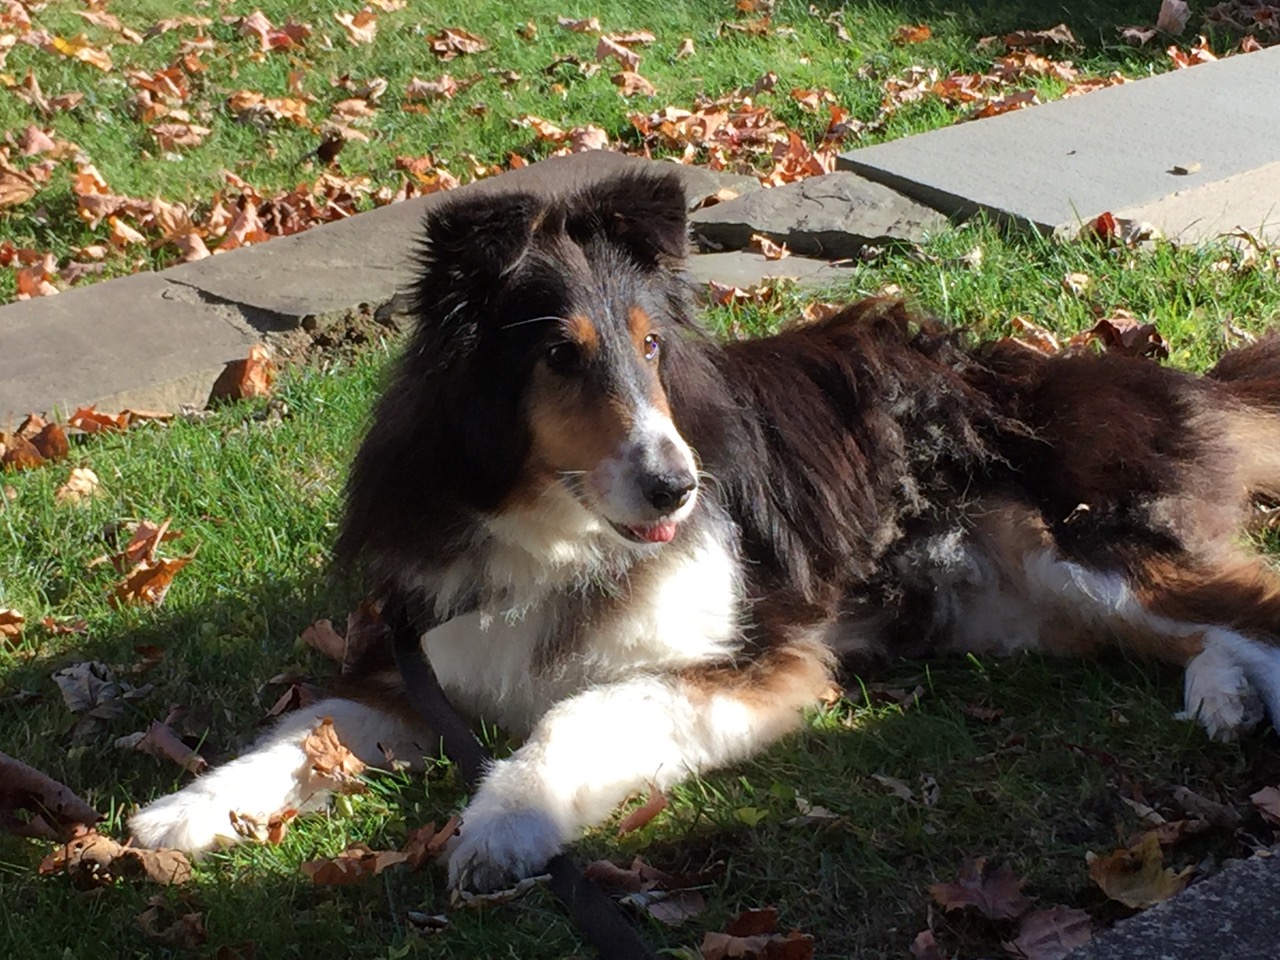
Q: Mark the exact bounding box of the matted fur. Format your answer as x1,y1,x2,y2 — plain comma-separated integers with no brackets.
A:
130,171,1280,892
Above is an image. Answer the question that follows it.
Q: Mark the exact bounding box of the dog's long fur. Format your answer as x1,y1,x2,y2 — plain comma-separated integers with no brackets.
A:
131,170,1280,891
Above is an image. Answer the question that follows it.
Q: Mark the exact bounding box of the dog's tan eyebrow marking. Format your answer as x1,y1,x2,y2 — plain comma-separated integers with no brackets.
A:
627,306,652,351
565,314,600,352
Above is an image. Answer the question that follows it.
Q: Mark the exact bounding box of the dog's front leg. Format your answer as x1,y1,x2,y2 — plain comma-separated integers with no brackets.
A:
448,646,831,891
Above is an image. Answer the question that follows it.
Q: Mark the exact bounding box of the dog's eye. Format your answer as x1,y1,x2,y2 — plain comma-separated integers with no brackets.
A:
546,342,582,376
643,333,661,362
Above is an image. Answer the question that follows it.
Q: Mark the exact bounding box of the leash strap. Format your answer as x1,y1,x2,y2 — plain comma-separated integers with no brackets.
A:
387,593,658,960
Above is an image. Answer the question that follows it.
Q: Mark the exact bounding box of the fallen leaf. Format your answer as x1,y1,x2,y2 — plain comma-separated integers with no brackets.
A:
894,24,932,44
621,888,706,925
301,844,408,884
403,816,460,869
209,344,277,403
597,35,641,70
930,858,1032,920
999,24,1077,49
700,929,815,960
727,907,779,936
612,70,656,97
750,233,790,260
675,37,695,59
871,773,915,801
229,808,297,844
0,609,24,643
41,827,192,885
1062,271,1091,295
301,618,346,661
405,74,458,101
55,467,101,505
237,10,311,52
116,717,207,774
302,717,367,783
0,160,38,210
1003,906,1092,960
41,616,88,636
617,784,667,834
1250,786,1280,826
151,122,211,151
1086,833,1193,908
911,930,949,960
427,27,487,60
112,557,192,607
1156,0,1191,35
1168,36,1218,68
558,16,600,33
136,901,207,948
1078,312,1169,360
33,419,74,459
335,8,377,45
0,751,99,838
47,34,113,71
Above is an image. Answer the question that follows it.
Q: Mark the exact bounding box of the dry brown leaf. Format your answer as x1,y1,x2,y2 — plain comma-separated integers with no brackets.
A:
112,557,192,608
301,618,346,661
31,422,70,461
2,435,45,470
136,901,207,949
557,16,601,33
930,858,1032,920
403,816,460,869
911,930,948,960
209,344,277,403
335,8,377,45
47,34,114,71
117,718,207,775
0,609,24,644
300,844,408,884
0,160,38,210
1077,312,1169,360
1156,0,1191,34
894,24,932,44
700,929,815,960
40,828,191,885
427,27,488,60
617,784,668,834
229,808,297,844
112,519,180,571
750,233,790,261
597,35,641,70
303,717,367,783
55,467,101,505
405,74,459,101
151,122,211,151
0,751,100,838
237,10,311,52
621,888,706,925
727,907,779,936
41,616,88,636
1250,786,1280,826
1003,906,1092,960
612,70,656,97
1062,271,1091,295
1168,35,1218,68
999,24,1078,48
1086,833,1193,908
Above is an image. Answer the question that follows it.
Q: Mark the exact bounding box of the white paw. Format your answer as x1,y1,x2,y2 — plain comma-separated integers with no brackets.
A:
129,791,239,852
447,808,562,892
1178,647,1264,741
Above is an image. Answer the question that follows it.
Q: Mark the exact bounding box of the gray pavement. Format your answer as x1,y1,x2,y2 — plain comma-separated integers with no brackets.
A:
1068,848,1280,960
839,45,1280,241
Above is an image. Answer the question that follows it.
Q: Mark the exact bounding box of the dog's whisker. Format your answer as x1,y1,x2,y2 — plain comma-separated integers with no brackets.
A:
499,314,567,331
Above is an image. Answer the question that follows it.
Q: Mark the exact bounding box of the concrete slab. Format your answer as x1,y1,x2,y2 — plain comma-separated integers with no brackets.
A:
1068,848,1280,960
687,251,855,290
1112,160,1280,244
838,46,1280,235
0,273,258,422
161,153,762,326
689,171,947,257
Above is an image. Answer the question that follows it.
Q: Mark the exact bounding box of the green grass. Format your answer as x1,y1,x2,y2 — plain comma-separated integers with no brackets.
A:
0,0,1234,300
3,222,1280,958
4,1,1280,957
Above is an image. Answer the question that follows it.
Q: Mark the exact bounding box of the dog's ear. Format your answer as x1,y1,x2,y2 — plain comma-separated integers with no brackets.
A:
416,190,547,297
568,171,688,267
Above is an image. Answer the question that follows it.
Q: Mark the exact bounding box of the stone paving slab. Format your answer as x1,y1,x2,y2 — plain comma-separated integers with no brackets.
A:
1113,160,1280,244
0,152,764,420
689,171,947,257
686,251,855,290
838,45,1280,237
0,273,260,421
1068,848,1280,960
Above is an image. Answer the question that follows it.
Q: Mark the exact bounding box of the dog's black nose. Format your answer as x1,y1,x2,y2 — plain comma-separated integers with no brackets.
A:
640,471,696,512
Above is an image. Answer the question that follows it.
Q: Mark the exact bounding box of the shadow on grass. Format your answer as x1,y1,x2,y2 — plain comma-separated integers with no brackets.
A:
807,0,1165,42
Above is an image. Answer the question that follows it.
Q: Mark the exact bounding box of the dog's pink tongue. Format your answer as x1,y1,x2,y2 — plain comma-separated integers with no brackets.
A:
631,521,678,544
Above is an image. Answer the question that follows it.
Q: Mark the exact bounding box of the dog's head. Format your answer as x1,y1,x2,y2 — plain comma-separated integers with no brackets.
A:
339,170,704,568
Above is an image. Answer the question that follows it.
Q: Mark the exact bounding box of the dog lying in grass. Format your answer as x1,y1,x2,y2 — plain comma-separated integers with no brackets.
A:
131,169,1280,892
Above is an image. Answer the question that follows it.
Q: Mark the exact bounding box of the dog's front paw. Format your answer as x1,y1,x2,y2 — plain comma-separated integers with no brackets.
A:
447,807,562,892
129,791,238,852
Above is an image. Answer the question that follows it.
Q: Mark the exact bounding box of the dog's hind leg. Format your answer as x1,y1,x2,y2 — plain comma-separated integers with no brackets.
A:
129,697,431,852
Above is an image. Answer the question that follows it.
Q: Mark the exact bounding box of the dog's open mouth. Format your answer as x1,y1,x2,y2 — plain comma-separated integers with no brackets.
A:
609,519,680,544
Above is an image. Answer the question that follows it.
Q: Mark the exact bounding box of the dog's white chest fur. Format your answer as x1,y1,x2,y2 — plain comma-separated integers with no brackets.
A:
423,516,742,734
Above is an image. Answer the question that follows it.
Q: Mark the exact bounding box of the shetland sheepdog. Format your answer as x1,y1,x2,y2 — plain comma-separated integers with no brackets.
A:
131,169,1280,893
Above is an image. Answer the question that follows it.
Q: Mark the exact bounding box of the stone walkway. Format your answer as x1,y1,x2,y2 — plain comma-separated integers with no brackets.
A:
4,49,1280,957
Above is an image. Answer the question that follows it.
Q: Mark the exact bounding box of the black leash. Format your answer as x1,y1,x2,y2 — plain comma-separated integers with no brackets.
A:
387,594,658,960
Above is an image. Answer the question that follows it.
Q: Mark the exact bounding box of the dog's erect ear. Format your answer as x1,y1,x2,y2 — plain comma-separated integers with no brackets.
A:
417,190,547,293
568,171,688,267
